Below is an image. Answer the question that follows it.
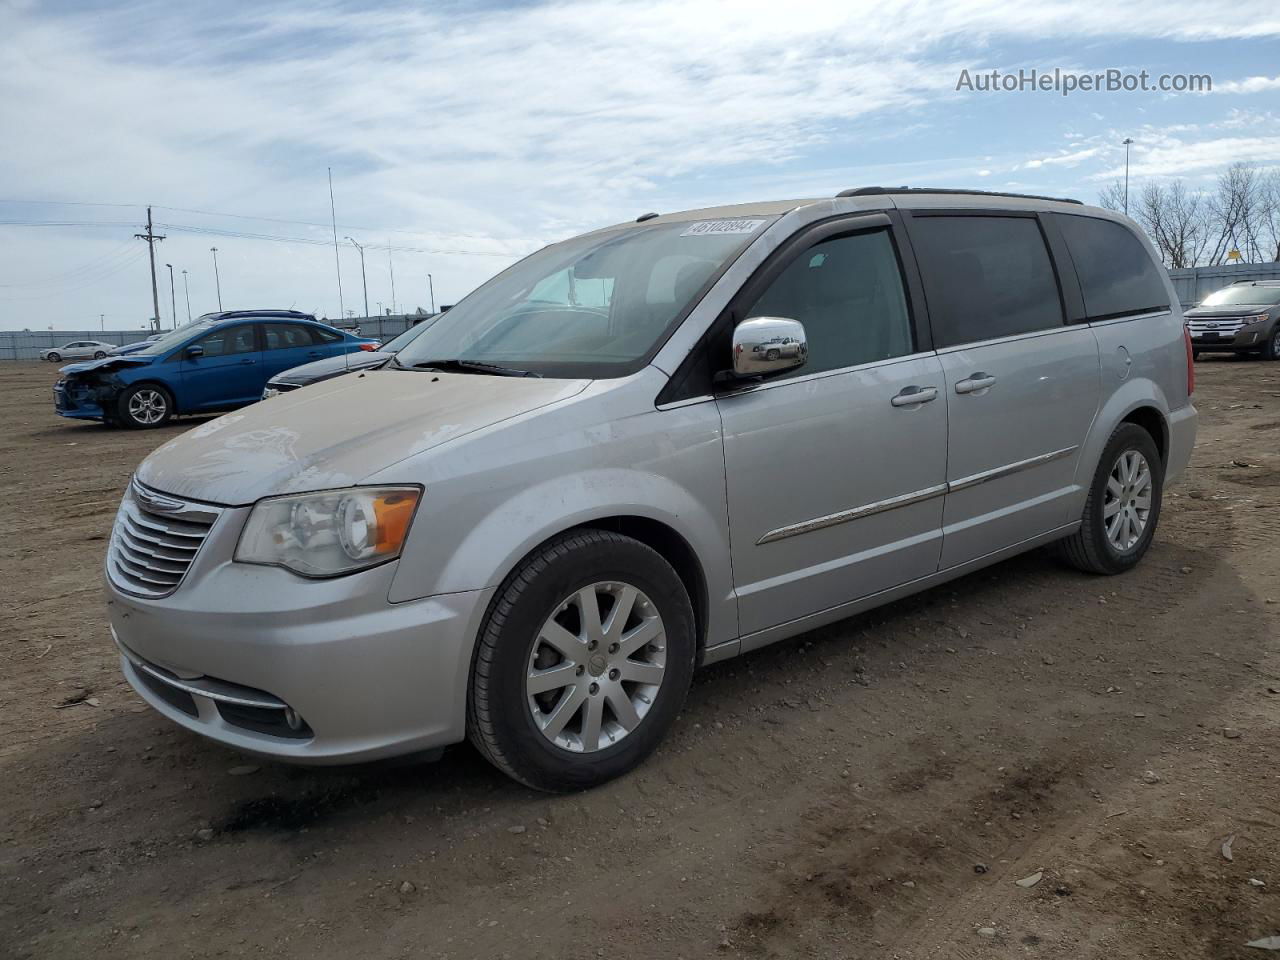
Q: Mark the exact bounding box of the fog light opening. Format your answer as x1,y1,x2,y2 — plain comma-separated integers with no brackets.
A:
284,706,305,731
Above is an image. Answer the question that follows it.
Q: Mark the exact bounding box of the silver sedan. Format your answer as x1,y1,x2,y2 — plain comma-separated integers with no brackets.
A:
39,341,114,362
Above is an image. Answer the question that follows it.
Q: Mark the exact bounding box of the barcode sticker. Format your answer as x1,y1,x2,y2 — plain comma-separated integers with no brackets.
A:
680,218,767,237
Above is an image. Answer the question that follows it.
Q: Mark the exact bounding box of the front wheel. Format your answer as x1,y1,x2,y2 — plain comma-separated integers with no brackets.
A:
46,352,61,363
1057,423,1163,575
93,351,107,359
468,529,696,792
1191,349,1201,361
117,384,173,429
1263,328,1280,361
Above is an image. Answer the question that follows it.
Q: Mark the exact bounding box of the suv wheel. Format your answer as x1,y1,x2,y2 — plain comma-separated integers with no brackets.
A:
117,384,173,429
468,529,696,792
1264,328,1280,361
1057,423,1163,575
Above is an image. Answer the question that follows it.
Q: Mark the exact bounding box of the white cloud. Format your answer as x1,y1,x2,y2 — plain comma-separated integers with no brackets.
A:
1214,75,1280,94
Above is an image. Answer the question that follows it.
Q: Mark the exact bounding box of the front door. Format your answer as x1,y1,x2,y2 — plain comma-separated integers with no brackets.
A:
904,212,1101,568
718,220,948,637
179,322,262,410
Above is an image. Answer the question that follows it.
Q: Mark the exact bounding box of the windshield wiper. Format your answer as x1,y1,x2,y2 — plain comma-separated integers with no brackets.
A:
406,358,541,378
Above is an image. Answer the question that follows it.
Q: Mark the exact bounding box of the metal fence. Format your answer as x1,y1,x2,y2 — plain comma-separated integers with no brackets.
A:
0,314,427,361
1169,262,1280,309
0,329,161,361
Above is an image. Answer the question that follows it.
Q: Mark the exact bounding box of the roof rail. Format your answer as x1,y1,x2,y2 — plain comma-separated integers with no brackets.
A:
213,309,317,320
836,186,1083,205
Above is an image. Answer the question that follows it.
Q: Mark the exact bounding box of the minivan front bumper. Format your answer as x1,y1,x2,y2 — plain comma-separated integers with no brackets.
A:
107,560,494,764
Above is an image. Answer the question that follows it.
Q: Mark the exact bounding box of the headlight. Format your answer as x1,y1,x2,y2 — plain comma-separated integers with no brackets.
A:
1242,313,1269,325
235,486,421,577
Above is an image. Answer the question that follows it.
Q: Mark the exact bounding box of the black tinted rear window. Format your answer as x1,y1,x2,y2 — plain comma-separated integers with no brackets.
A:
909,215,1063,348
1056,214,1169,320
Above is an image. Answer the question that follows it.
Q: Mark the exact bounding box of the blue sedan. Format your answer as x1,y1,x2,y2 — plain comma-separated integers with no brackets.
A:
53,310,378,428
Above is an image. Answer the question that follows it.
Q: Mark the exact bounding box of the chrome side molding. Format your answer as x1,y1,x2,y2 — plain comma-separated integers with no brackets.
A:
757,445,1079,545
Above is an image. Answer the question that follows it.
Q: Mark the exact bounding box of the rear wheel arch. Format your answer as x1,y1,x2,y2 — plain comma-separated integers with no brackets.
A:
1119,405,1168,468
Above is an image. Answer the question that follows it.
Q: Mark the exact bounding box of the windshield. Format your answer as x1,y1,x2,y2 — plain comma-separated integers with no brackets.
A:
1200,284,1280,307
392,217,774,378
133,320,217,355
380,317,439,353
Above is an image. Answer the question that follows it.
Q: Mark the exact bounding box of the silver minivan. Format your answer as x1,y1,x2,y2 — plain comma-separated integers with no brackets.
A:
106,188,1198,790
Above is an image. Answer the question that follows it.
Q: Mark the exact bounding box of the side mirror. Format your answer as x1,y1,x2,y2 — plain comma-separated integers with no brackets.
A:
731,317,808,378
185,344,204,359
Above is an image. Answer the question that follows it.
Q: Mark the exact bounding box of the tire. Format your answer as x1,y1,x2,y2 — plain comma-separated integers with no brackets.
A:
116,383,174,429
467,529,696,792
1264,327,1280,362
93,351,107,359
1057,423,1163,575
765,348,780,360
46,352,61,363
1191,350,1200,361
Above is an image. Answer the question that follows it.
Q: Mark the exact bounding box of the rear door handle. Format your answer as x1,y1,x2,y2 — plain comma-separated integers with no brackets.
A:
891,385,939,407
955,373,996,394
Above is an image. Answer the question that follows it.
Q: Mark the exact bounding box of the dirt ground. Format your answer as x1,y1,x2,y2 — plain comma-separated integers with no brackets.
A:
2,357,1279,960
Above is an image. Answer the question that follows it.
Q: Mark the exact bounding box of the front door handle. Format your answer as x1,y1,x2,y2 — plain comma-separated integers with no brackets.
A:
955,373,996,394
239,358,256,365
891,385,939,407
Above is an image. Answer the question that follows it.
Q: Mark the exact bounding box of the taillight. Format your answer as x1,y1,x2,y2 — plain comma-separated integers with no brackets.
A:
358,342,378,352
1183,326,1195,396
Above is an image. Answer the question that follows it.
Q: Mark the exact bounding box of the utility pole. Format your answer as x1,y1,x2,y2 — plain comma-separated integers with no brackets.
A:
134,206,165,332
210,247,223,310
345,237,369,318
387,240,396,315
427,273,436,313
165,264,176,329
1122,138,1134,215
182,269,192,322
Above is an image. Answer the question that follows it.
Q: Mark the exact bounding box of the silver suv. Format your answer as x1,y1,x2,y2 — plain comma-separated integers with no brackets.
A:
106,188,1197,791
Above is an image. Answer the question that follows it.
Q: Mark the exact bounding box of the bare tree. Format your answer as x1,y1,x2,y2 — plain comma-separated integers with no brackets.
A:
1136,180,1211,269
1258,169,1280,262
1206,162,1268,263
1098,180,1126,213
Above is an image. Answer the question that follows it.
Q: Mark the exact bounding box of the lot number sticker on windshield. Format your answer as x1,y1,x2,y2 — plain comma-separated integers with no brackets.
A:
681,218,767,237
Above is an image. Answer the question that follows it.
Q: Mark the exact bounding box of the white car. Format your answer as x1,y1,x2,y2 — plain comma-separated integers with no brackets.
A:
40,341,114,362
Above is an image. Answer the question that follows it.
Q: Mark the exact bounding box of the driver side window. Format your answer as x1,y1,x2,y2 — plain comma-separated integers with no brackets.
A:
744,228,914,378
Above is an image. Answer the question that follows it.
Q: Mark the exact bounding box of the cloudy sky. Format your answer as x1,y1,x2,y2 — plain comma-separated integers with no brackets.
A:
1,0,1278,332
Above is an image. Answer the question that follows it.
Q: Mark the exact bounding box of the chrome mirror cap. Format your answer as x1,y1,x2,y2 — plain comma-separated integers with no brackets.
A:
731,316,808,377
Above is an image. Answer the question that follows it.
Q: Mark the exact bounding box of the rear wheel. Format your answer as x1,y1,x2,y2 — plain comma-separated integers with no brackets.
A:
468,529,696,792
1264,328,1280,361
117,384,173,429
1057,423,1163,575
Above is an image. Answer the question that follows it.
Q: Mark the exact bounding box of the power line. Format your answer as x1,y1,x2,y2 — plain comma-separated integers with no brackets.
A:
0,247,147,301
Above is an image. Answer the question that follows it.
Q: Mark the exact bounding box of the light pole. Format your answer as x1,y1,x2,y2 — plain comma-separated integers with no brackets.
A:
181,269,192,322
427,273,436,313
165,264,176,330
99,313,105,332
376,300,383,317
210,247,223,310
387,241,396,315
345,237,370,318
1122,137,1134,215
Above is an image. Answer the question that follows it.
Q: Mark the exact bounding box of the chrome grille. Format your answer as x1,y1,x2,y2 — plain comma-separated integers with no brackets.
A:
107,481,221,598
1186,315,1254,337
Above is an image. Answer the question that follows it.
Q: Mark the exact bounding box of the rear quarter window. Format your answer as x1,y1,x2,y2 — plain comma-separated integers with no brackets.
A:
1055,214,1170,321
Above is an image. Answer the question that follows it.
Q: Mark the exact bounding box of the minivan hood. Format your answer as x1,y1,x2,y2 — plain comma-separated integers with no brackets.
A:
136,369,590,505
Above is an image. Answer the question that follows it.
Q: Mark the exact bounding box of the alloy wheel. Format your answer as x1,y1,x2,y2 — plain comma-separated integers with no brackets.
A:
526,581,667,753
1103,449,1152,552
128,389,168,425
